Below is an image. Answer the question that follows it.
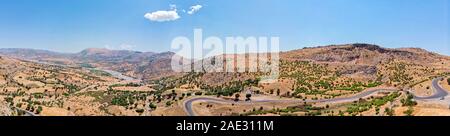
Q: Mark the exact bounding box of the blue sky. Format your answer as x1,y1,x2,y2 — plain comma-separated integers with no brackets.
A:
0,0,449,55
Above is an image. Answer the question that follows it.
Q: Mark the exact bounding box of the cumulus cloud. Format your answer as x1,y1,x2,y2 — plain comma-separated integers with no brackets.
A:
144,4,202,22
187,5,202,15
144,8,180,22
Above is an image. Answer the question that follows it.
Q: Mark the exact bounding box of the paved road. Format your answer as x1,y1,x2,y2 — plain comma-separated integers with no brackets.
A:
27,59,140,82
14,107,37,116
99,69,138,82
184,88,396,116
413,77,448,100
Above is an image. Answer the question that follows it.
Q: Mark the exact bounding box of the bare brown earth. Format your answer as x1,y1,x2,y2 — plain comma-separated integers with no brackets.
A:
1,44,450,116
439,77,450,92
413,102,450,116
411,80,434,97
0,100,12,116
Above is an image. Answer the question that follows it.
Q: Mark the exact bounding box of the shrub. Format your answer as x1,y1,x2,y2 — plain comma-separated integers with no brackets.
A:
111,93,134,107
234,94,240,101
401,94,417,106
385,108,394,116
194,92,203,96
346,92,400,115
166,101,173,106
404,107,414,116
245,94,252,101
149,103,157,109
36,106,43,114
135,109,144,113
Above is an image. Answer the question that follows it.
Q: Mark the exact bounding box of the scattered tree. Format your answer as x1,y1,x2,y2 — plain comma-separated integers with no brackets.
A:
195,92,203,96
385,107,394,116
404,107,414,116
149,103,157,110
166,101,173,107
234,94,240,101
136,109,144,114
401,94,417,106
245,94,252,101
36,106,43,114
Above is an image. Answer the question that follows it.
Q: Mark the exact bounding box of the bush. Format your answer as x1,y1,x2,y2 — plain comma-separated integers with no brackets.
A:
166,101,173,106
365,81,383,88
401,94,417,106
111,93,134,107
234,94,240,101
245,94,252,101
404,107,414,116
346,92,400,115
149,103,157,109
126,83,141,87
194,92,203,96
36,106,43,114
385,108,394,116
4,97,13,103
65,84,79,93
135,109,144,113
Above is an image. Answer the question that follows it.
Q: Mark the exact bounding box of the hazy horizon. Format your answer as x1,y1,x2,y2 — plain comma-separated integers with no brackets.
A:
0,0,449,55
1,43,450,57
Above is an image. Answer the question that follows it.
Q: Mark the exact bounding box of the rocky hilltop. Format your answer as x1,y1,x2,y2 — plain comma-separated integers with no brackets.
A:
0,48,177,80
0,43,449,116
1,43,449,85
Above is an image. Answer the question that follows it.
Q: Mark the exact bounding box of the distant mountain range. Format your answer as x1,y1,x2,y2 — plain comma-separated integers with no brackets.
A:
1,43,449,83
0,48,176,80
2,43,449,116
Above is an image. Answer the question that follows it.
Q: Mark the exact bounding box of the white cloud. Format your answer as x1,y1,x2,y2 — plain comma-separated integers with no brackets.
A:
144,4,202,22
144,9,180,22
187,5,202,15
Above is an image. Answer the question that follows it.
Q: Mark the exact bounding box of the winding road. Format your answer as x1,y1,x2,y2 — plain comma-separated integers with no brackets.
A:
14,107,37,116
413,77,448,100
99,69,138,82
28,59,140,82
184,88,397,116
183,77,450,116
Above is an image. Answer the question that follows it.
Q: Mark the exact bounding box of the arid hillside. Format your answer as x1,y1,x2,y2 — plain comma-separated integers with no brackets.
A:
1,44,449,116
166,44,449,93
0,48,177,80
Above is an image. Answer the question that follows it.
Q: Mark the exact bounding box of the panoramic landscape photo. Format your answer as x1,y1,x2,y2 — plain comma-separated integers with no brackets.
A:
0,0,449,116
